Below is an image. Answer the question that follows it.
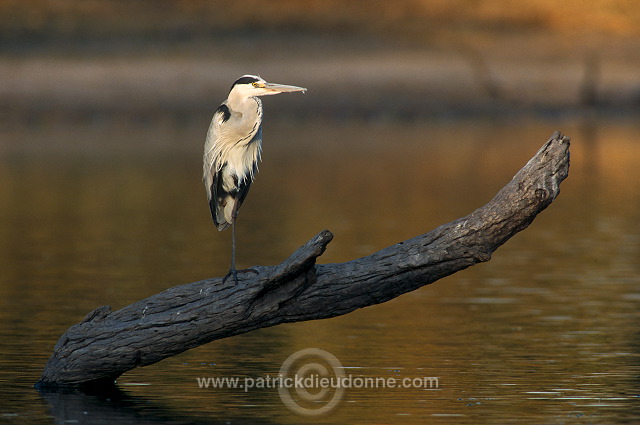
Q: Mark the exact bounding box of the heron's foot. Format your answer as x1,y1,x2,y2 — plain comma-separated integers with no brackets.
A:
222,268,239,285
221,267,258,285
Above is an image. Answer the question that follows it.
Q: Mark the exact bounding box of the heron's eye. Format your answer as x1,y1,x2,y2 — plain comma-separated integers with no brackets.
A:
252,82,260,88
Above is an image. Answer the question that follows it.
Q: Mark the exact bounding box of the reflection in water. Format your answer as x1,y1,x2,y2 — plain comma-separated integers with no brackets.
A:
0,117,639,423
37,385,273,425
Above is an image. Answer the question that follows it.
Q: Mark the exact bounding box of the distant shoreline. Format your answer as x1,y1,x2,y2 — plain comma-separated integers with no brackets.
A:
1,31,639,121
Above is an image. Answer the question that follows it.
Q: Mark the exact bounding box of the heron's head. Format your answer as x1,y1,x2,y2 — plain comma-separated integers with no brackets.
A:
229,75,306,99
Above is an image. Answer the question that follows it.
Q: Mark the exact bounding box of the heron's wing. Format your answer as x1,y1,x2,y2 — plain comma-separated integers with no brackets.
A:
204,105,262,230
210,168,230,230
204,104,231,230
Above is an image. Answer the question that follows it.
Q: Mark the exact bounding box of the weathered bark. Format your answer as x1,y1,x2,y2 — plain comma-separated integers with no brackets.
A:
37,131,570,388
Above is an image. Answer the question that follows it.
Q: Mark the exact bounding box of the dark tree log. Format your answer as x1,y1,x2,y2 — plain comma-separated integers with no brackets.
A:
37,131,570,388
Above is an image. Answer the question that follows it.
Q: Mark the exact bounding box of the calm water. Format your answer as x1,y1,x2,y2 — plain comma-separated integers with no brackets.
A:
0,116,639,424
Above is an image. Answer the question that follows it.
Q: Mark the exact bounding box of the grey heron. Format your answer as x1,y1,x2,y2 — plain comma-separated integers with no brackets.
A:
203,75,306,284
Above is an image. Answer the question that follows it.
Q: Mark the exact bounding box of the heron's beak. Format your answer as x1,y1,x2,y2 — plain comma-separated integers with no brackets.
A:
263,82,307,95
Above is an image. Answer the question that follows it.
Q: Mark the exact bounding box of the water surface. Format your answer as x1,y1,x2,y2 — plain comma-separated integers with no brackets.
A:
0,116,638,423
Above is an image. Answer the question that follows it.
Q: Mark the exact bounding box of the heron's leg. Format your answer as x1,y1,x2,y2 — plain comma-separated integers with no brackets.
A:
222,213,239,285
222,201,258,285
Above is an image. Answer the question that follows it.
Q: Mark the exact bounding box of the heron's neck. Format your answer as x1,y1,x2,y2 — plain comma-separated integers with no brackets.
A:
227,93,262,117
225,94,263,140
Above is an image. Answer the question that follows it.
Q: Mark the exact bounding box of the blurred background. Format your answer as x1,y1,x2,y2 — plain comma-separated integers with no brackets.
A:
1,0,640,128
0,1,639,424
